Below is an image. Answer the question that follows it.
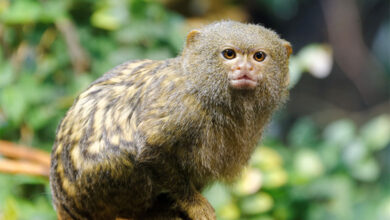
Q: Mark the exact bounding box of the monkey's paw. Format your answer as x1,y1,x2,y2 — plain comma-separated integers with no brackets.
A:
179,193,216,220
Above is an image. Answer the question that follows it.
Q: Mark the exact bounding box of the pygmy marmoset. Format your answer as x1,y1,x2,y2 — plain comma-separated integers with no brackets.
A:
50,21,292,220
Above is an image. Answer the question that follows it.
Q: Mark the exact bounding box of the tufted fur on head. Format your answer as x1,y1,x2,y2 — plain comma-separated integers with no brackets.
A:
181,21,291,112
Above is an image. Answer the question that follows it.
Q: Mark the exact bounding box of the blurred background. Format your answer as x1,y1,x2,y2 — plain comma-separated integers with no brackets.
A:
0,0,389,219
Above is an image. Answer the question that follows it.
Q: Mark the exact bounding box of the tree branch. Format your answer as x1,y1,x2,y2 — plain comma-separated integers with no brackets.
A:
0,158,49,178
0,140,50,178
320,0,386,105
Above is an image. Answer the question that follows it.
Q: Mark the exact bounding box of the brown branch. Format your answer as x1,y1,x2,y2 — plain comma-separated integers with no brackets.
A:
0,140,51,167
320,0,386,105
0,140,50,178
0,158,49,178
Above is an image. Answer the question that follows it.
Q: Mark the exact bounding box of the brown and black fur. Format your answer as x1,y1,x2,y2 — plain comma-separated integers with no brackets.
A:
50,21,292,220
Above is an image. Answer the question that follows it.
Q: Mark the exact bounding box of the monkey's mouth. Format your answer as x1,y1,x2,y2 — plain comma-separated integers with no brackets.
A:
229,74,258,90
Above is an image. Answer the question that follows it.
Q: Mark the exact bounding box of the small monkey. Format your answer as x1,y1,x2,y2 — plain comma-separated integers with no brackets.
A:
50,21,292,220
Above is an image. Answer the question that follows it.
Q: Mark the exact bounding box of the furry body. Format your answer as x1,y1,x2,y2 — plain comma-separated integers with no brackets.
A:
50,21,291,220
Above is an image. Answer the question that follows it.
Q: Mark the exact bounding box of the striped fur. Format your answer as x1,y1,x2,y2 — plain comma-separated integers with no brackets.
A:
50,21,291,220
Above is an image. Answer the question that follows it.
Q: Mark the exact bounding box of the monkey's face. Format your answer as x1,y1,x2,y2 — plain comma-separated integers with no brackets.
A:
182,21,291,106
219,46,268,90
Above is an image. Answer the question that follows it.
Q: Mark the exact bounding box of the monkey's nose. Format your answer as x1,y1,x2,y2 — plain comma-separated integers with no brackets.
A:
236,63,254,71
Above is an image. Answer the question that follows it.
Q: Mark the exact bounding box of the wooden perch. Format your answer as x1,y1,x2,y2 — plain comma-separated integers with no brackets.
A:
0,140,50,178
0,158,49,177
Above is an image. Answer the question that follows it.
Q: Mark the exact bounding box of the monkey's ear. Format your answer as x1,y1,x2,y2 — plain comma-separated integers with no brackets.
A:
282,40,293,58
186,30,200,47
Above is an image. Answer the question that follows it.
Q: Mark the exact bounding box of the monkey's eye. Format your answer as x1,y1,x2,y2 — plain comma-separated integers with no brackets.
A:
253,51,266,62
222,49,236,59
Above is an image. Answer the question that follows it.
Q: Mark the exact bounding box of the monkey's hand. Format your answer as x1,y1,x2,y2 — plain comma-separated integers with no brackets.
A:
177,191,216,220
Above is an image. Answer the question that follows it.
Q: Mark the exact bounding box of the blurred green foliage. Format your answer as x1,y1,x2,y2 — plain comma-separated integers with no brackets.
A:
0,0,184,219
204,114,390,220
0,0,389,220
0,0,184,149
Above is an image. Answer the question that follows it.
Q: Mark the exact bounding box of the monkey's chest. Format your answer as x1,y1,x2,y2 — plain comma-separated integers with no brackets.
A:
185,125,260,184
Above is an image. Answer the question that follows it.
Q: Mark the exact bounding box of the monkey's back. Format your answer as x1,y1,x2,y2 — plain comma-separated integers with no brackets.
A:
50,57,275,220
50,58,186,219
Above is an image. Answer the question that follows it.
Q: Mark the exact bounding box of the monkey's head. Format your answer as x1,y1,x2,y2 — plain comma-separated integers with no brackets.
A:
181,21,292,109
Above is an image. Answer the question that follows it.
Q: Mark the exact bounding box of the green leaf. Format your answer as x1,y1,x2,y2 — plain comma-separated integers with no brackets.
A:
241,193,274,215
16,196,56,220
26,106,55,129
317,142,340,170
0,85,28,124
349,157,380,182
250,146,283,170
17,74,44,104
218,202,240,220
293,149,324,182
203,183,232,211
287,117,318,148
36,55,59,80
360,114,390,151
323,119,356,147
0,63,15,88
67,74,94,96
166,16,186,53
342,139,368,166
2,197,19,220
1,0,42,24
91,8,123,30
378,197,390,220
262,168,288,189
40,1,68,22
